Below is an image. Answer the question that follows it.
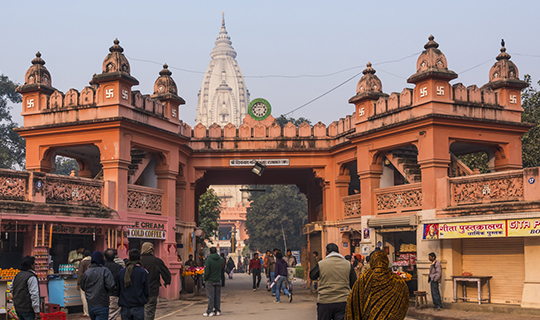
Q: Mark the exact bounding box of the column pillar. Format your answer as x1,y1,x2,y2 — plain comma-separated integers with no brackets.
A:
101,159,130,216
522,237,540,308
156,169,178,217
417,128,450,209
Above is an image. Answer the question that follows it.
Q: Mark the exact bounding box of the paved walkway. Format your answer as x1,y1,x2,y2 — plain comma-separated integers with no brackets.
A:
65,273,540,320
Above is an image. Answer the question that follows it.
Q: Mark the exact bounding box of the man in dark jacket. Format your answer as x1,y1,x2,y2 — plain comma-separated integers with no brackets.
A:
104,249,122,320
274,252,292,303
11,256,40,320
118,249,149,320
140,242,171,320
80,251,115,320
203,247,224,317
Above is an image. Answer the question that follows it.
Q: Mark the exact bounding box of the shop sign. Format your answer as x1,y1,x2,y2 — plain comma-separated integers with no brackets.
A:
508,218,540,236
52,224,103,235
129,221,165,230
2,222,29,232
127,228,166,240
423,217,540,240
229,159,289,167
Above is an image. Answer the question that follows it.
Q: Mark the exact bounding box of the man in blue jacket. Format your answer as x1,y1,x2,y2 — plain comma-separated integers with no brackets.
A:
118,249,149,320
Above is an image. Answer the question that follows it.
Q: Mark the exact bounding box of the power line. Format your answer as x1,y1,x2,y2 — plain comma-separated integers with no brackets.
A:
283,71,362,116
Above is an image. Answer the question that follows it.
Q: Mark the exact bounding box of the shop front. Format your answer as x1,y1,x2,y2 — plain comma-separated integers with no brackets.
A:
0,214,129,308
368,215,419,295
421,215,540,308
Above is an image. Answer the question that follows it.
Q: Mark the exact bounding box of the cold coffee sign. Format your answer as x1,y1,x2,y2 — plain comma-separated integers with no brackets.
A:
127,228,166,240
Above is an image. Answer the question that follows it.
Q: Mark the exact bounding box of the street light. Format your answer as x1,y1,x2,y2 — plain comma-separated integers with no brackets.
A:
251,161,266,176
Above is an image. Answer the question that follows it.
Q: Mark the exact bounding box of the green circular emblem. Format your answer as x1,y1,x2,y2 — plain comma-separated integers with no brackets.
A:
248,98,272,121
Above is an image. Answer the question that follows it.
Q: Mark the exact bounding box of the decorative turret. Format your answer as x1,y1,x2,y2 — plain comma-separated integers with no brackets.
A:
356,62,383,95
487,40,527,89
349,63,388,124
93,39,138,107
407,35,456,105
151,64,185,122
16,52,56,114
407,35,457,83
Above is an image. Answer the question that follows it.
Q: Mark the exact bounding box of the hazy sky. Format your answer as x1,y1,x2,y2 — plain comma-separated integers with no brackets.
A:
2,1,539,127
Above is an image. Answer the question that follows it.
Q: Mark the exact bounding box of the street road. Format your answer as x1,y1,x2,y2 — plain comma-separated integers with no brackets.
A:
151,273,422,320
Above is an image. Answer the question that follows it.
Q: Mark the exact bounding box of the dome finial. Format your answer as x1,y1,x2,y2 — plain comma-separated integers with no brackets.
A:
496,39,511,61
362,62,376,75
109,38,124,53
221,12,226,31
424,35,439,49
32,51,46,65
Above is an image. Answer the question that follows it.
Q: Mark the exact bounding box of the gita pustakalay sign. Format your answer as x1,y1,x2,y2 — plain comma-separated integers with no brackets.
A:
229,159,289,167
423,218,540,240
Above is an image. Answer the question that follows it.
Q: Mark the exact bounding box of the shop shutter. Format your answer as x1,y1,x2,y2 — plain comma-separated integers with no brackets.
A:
461,238,524,304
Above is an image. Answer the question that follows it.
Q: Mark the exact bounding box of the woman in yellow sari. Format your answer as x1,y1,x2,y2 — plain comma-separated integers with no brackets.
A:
345,250,409,320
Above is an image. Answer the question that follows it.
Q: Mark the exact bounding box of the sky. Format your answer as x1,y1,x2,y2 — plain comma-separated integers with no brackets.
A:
2,0,540,127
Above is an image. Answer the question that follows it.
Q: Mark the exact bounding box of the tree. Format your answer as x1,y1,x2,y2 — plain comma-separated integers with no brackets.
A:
459,75,540,170
521,75,540,168
275,115,311,128
198,188,222,242
245,185,307,252
54,156,79,176
0,74,25,169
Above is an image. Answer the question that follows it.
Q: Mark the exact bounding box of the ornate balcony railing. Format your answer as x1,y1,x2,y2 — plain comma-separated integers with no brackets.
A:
127,184,163,214
45,174,104,207
343,194,361,217
375,183,422,214
0,170,29,201
450,170,524,206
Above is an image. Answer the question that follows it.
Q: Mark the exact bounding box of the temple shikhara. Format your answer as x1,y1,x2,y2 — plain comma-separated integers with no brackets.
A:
1,28,540,311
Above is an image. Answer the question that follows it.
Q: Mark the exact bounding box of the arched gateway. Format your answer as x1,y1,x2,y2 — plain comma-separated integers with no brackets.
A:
3,36,540,308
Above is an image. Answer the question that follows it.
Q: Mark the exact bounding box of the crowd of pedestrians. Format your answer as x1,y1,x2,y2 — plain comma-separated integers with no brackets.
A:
10,242,170,320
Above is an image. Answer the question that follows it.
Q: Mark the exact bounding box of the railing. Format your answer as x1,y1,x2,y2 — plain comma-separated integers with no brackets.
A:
450,170,524,206
343,194,361,217
45,174,103,207
375,183,422,214
0,170,29,201
127,184,163,214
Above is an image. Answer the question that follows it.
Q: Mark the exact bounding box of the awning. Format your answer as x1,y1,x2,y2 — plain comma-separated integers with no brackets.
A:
368,215,418,230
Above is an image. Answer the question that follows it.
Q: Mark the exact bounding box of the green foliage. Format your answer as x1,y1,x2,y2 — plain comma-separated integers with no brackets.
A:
245,185,307,252
522,75,540,168
0,74,25,169
54,156,79,176
275,115,311,128
458,152,489,174
198,188,222,241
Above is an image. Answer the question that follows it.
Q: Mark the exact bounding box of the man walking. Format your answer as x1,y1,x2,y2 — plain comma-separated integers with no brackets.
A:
77,250,92,317
273,252,292,303
267,250,276,295
80,251,115,320
248,253,262,291
428,252,443,310
203,247,224,317
283,249,297,292
104,249,122,320
11,256,40,320
220,253,226,287
118,249,149,320
309,243,356,320
140,242,171,320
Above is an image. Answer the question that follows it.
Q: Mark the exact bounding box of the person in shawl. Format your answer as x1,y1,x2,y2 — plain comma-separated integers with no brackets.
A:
345,250,409,320
140,242,171,320
118,249,149,320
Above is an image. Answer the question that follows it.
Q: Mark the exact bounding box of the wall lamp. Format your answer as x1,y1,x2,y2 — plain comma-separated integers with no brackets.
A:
252,162,266,176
